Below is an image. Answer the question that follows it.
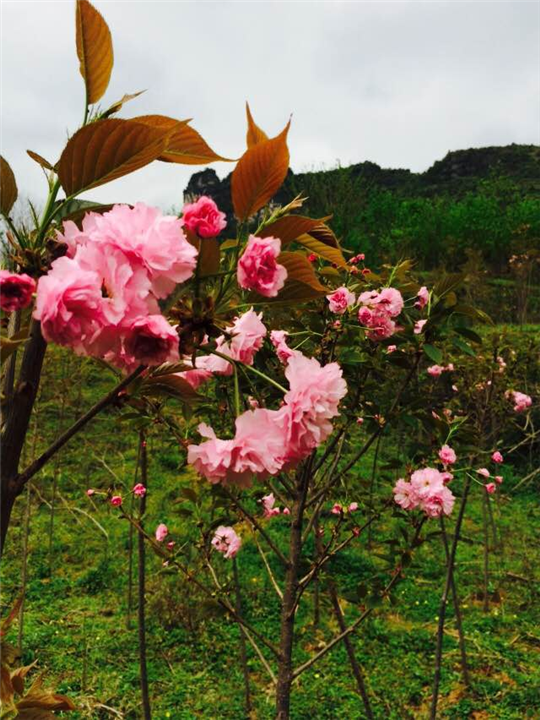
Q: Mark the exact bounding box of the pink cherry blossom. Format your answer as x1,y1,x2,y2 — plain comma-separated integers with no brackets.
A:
477,468,490,478
86,489,95,497
123,315,179,366
212,526,242,559
196,309,267,376
270,329,296,364
387,345,397,354
495,475,503,485
427,365,444,377
133,483,146,497
0,271,36,312
282,507,291,515
110,495,122,506
393,479,419,510
414,319,427,334
348,502,358,512
34,257,106,352
491,451,503,464
61,203,198,299
331,503,343,515
181,196,226,238
356,417,364,425
441,472,454,484
415,286,429,309
438,445,457,465
485,483,496,494
506,390,532,413
237,235,287,297
261,493,281,518
155,523,168,542
275,353,347,463
326,286,356,314
187,423,235,485
421,486,455,517
167,541,176,550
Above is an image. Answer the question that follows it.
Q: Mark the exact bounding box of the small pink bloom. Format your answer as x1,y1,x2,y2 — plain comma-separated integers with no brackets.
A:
491,451,503,464
332,320,341,329
506,390,532,413
212,526,242,559
357,253,365,261
86,489,95,497
387,345,397,354
495,475,503,485
110,495,122,506
261,493,281,518
182,196,226,238
393,479,419,510
282,507,291,515
414,319,427,334
326,286,356,314
441,472,454,484
167,541,176,550
348,502,358,512
350,267,359,275
237,236,287,297
270,330,297,364
155,523,168,542
133,483,147,497
362,268,371,276
0,271,36,312
427,365,444,377
438,445,457,465
356,417,364,425
485,483,496,494
477,468,490,478
124,315,179,366
331,503,343,515
452,385,458,392
445,363,455,372
414,286,429,309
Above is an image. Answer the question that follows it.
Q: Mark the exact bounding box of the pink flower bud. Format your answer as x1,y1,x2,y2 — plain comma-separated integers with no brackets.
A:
356,417,364,425
348,502,358,512
166,541,176,550
485,483,496,494
86,489,95,497
477,468,490,478
495,475,503,485
331,503,343,515
282,507,291,515
491,451,503,464
133,483,147,497
110,495,122,506
155,523,168,542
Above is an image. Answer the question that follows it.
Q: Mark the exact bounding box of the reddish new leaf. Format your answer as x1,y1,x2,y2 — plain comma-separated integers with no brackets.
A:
0,156,18,215
231,120,291,220
76,0,113,104
57,119,170,195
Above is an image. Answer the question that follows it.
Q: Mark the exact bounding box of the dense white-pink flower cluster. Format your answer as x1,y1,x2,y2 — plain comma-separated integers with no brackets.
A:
393,468,455,518
187,352,347,486
34,204,198,369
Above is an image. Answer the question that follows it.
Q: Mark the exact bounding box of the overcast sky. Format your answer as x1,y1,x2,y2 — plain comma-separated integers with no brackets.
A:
1,0,539,213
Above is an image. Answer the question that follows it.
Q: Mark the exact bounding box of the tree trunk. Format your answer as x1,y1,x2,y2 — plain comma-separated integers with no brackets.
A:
1,320,47,557
275,471,309,719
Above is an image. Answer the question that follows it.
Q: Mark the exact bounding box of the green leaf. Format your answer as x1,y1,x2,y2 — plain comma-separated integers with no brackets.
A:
453,337,476,357
423,344,443,364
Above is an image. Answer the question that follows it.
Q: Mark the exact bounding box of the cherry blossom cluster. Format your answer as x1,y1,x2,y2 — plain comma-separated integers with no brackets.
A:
427,363,455,377
179,309,267,389
506,390,533,413
212,526,242,559
260,492,290,517
187,351,347,487
0,271,36,312
393,467,455,518
237,236,287,297
34,203,198,369
325,284,406,341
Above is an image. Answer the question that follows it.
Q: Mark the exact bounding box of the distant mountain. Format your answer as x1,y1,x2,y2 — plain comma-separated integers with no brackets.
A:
183,144,540,227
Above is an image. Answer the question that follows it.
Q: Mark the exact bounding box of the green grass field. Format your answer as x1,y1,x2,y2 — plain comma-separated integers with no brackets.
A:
1,343,539,719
